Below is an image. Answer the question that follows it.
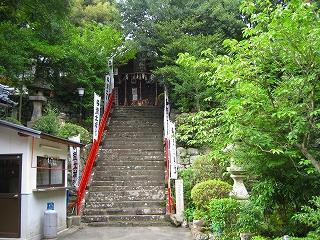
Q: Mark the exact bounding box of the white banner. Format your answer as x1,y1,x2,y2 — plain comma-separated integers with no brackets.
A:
169,121,178,179
93,93,101,141
109,57,114,90
69,135,80,188
104,74,111,109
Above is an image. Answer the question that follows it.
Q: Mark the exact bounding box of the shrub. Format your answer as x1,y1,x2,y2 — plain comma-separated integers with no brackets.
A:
192,154,224,182
208,198,240,239
184,206,196,222
179,167,197,209
236,201,264,233
191,179,232,209
193,208,209,221
32,107,59,135
58,123,92,144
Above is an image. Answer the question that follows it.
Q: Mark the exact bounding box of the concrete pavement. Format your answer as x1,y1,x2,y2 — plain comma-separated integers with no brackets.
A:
58,226,193,240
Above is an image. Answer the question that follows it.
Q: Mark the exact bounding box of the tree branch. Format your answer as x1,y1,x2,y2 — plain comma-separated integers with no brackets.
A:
296,143,320,173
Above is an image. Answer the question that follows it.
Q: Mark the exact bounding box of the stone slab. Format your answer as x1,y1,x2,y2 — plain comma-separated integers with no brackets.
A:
58,226,193,240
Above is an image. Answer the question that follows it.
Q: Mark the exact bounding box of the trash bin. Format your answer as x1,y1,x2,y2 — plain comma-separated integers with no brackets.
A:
44,202,57,239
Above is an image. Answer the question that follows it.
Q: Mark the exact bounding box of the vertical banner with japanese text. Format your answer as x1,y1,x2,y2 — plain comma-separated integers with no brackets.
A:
169,121,178,179
69,135,81,188
104,74,111,109
93,93,101,141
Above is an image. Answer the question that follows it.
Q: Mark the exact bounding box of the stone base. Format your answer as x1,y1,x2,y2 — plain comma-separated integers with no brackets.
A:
67,216,81,228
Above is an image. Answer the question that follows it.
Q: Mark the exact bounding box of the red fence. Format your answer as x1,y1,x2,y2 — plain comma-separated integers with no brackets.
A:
76,91,114,215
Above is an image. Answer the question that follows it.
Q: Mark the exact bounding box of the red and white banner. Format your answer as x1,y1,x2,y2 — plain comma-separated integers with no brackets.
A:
69,134,81,188
93,93,101,141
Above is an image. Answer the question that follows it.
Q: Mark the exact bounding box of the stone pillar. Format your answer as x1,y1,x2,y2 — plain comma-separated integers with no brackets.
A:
175,179,184,222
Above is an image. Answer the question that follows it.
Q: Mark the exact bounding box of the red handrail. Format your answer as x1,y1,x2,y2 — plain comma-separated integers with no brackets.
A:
76,90,114,215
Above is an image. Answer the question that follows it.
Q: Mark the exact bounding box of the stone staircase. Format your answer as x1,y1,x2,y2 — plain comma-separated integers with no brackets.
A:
82,106,168,226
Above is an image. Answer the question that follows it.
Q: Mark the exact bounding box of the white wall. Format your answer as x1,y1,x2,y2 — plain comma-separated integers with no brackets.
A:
0,126,69,240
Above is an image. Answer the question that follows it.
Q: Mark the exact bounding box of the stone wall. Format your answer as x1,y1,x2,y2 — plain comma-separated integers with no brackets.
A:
177,147,201,169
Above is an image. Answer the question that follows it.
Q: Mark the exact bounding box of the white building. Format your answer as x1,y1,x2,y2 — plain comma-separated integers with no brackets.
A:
0,120,83,239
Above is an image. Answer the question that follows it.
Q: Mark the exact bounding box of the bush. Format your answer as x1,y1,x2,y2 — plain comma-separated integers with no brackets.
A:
192,154,224,182
208,198,240,239
179,168,197,209
32,107,59,135
236,201,264,233
191,179,232,209
193,208,209,221
184,206,196,222
58,123,92,144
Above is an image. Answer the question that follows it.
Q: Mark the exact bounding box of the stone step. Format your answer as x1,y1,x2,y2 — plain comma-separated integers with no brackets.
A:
99,149,164,156
106,136,163,142
87,193,165,203
88,189,165,200
83,207,166,216
82,214,166,224
106,127,163,133
89,185,164,192
97,152,164,159
86,221,170,227
94,169,164,176
110,119,163,124
85,200,165,209
93,174,164,182
94,165,164,171
106,132,163,137
91,180,164,187
96,160,164,167
103,142,162,149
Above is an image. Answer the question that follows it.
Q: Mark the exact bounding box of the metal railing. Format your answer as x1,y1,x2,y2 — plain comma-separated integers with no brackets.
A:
76,90,114,215
164,87,177,214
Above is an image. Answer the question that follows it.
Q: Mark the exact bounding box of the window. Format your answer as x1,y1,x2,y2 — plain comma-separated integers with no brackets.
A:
36,156,65,188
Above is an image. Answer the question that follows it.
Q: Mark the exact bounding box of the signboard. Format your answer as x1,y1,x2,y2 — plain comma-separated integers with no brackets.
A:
93,93,101,141
132,88,138,101
69,135,81,188
169,121,178,179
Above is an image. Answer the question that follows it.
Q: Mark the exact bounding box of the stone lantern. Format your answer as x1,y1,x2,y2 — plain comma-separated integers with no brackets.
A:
27,82,52,127
227,163,249,200
223,144,249,200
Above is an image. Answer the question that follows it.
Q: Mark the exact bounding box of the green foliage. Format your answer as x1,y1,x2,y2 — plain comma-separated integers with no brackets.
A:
179,168,196,209
0,0,129,123
193,208,209,221
3,116,22,125
192,154,225,182
252,237,268,240
208,198,240,239
32,107,59,135
184,206,196,222
236,201,264,233
191,179,232,209
71,0,121,28
57,123,91,144
176,111,218,147
293,196,320,233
